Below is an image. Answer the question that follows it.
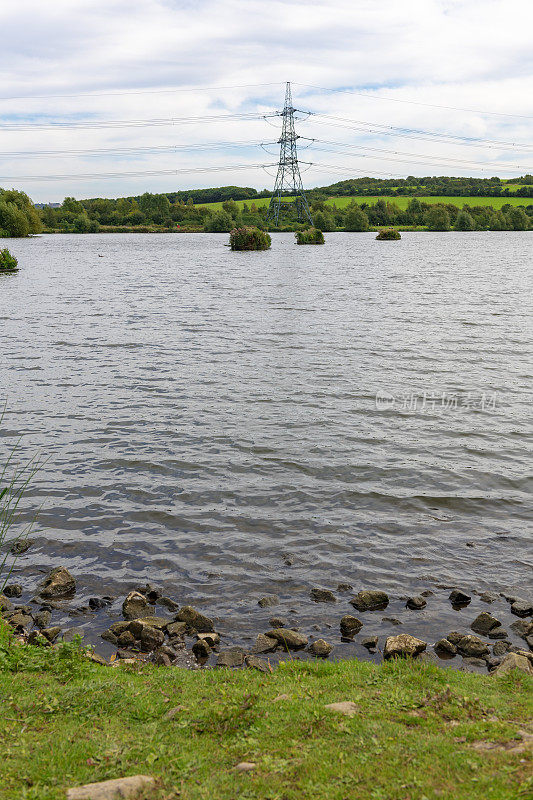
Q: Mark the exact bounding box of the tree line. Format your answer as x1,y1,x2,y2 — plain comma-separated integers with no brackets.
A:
0,185,532,238
316,175,533,198
34,193,533,234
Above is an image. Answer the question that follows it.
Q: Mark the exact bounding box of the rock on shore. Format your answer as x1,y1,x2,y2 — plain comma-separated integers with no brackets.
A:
40,567,76,599
384,634,427,659
265,628,308,650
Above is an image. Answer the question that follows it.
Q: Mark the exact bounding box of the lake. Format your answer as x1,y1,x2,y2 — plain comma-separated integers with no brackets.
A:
1,231,531,658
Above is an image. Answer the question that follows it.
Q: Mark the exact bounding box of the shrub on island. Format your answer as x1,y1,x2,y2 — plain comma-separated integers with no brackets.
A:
0,248,18,271
229,227,271,251
295,227,325,245
376,228,401,240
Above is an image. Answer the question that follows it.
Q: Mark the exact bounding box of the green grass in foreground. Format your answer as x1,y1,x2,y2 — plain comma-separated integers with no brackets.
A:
0,624,531,800
197,195,531,211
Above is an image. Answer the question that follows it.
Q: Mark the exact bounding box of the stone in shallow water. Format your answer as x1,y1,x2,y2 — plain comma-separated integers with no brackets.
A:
42,626,62,643
34,610,51,629
258,595,279,608
252,633,277,654
117,631,136,648
175,606,215,633
340,615,363,638
479,591,499,603
492,641,511,657
196,632,220,647
108,621,131,636
265,628,308,650
511,600,533,618
449,589,471,606
157,596,180,611
456,635,489,658
462,657,488,670
136,584,162,603
471,612,501,635
406,596,427,610
488,626,508,640
88,597,112,611
310,588,336,603
192,639,211,660
166,621,187,638
4,584,22,598
447,631,466,645
308,639,333,657
10,539,34,555
510,619,533,639
139,626,164,652
434,638,457,657
361,635,379,650
133,615,170,631
350,590,389,612
384,634,426,660
122,591,149,620
40,567,76,599
269,617,286,628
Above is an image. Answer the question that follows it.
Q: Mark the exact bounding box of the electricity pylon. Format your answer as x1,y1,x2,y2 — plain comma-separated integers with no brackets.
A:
266,82,313,227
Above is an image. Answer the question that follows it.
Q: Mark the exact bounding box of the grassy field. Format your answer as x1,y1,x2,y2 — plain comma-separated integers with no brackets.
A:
327,195,532,210
198,195,531,211
0,624,531,800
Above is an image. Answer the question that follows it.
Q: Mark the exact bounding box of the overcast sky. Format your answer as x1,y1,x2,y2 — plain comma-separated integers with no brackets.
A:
1,0,532,202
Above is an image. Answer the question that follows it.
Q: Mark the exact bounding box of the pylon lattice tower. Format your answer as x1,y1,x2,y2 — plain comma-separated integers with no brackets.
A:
267,82,313,227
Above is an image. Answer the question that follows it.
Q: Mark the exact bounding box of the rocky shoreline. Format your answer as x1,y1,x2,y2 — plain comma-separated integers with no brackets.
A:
1,566,532,676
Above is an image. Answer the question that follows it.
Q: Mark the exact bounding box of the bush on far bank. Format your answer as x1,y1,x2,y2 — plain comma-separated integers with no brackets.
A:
0,189,42,238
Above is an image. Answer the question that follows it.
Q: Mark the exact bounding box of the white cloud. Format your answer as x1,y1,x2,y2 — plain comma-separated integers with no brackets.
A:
0,0,531,201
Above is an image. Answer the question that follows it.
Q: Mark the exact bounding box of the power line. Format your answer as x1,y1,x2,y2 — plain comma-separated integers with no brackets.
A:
302,160,403,179
310,114,532,151
0,141,266,158
5,137,529,176
0,112,275,131
310,138,530,169
294,83,533,120
306,141,532,173
0,163,274,181
0,82,283,102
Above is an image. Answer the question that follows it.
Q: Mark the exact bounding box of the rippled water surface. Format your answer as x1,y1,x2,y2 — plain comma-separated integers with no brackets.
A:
1,232,532,653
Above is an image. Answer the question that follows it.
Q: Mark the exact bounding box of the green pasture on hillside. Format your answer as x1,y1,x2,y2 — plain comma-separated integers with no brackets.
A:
326,195,532,210
197,195,531,211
